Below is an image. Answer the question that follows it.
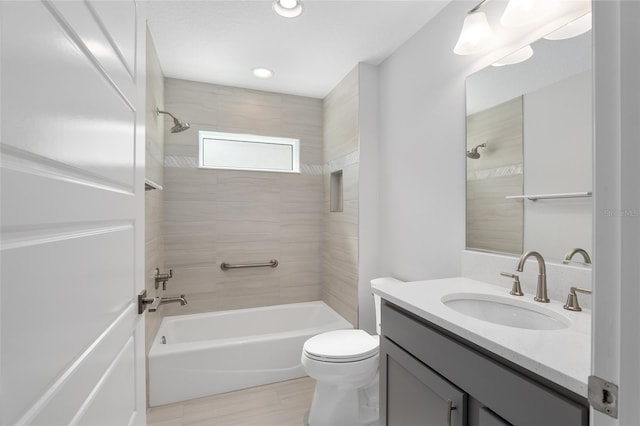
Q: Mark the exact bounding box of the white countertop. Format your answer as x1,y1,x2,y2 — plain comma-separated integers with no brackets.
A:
372,277,591,397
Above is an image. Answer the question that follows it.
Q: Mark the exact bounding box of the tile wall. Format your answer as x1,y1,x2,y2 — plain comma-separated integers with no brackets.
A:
161,78,324,316
466,96,524,254
144,28,165,354
322,66,360,326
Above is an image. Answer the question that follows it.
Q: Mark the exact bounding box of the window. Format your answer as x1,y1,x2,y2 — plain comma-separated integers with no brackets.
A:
199,131,300,173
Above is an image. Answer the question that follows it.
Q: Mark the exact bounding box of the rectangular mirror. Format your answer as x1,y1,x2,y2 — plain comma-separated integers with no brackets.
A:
465,20,592,262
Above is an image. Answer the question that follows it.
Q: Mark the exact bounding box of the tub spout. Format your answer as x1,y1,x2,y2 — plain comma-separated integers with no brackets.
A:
159,295,188,307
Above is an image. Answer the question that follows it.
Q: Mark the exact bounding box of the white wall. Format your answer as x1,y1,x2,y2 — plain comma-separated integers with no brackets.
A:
358,63,380,333
375,0,590,281
377,1,475,281
523,71,592,260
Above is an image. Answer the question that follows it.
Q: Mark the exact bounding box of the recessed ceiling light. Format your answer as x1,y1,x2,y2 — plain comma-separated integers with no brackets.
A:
273,0,303,18
252,67,274,79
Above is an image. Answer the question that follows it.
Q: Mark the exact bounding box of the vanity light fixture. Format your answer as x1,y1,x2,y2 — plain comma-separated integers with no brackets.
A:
453,0,580,56
252,67,274,79
543,12,591,40
491,44,534,67
453,0,494,55
500,0,558,27
273,0,303,18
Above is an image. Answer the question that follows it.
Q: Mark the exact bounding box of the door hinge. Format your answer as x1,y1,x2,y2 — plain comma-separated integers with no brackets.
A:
588,375,618,419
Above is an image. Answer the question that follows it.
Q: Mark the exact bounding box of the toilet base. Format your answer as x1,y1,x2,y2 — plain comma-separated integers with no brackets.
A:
308,374,379,426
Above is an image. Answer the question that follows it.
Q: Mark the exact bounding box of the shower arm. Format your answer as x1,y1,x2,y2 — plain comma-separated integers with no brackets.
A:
156,109,178,121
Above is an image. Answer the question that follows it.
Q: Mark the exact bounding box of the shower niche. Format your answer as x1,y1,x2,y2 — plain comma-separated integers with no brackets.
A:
330,170,343,213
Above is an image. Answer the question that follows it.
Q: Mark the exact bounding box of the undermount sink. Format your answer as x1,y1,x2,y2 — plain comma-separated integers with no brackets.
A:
441,293,571,330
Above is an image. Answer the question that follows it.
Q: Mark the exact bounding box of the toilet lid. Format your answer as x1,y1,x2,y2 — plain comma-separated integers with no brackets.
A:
303,329,379,362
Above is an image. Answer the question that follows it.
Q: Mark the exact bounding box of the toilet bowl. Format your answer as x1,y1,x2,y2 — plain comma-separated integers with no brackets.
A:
302,329,380,426
301,277,403,426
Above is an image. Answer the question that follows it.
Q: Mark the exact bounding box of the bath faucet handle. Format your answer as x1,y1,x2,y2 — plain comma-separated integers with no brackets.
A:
137,290,161,314
500,272,524,296
155,267,173,291
563,286,592,311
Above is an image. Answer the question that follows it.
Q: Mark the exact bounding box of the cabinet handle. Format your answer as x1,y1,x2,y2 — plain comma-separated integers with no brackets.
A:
447,399,457,426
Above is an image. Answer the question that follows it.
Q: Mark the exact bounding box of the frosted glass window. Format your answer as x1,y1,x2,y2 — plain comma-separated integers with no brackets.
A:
199,131,300,173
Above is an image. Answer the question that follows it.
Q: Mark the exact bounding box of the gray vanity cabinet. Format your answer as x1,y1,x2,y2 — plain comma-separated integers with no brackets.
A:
382,337,466,425
379,301,589,426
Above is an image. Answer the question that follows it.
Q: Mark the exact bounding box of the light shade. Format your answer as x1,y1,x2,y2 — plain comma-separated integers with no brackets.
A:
501,0,558,27
544,12,592,40
273,0,303,18
492,45,534,67
453,11,494,55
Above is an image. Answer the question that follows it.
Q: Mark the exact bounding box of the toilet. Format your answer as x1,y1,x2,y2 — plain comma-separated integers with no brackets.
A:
302,278,401,426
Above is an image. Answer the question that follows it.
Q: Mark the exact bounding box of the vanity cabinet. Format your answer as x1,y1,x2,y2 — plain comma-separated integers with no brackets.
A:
379,301,589,426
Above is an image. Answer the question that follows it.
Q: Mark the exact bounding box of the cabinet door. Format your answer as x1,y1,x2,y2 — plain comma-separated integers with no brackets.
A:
478,408,512,426
381,337,467,426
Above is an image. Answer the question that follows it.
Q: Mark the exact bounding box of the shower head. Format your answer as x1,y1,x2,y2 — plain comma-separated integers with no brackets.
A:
156,109,191,133
466,143,486,159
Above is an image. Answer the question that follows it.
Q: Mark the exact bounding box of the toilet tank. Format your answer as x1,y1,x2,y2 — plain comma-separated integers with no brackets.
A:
371,277,405,335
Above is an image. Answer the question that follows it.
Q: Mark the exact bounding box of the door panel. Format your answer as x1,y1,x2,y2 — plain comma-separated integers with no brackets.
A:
71,338,137,426
0,0,145,425
87,0,137,77
52,0,136,99
2,0,136,191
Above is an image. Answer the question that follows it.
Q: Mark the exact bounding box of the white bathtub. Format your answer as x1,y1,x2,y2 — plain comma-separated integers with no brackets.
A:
148,301,352,406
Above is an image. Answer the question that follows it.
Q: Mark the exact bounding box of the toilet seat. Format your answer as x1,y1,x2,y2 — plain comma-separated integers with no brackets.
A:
303,329,379,363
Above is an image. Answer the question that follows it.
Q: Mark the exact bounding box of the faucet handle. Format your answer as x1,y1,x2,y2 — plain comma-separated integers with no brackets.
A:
500,272,524,296
563,286,592,311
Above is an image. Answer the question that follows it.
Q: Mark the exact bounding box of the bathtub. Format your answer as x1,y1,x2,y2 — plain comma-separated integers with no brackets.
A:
148,301,352,406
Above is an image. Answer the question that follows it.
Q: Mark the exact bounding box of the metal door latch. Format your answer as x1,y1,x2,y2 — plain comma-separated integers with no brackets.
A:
588,375,618,418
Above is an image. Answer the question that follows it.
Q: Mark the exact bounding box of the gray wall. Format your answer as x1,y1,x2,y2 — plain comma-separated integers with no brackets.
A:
162,78,324,316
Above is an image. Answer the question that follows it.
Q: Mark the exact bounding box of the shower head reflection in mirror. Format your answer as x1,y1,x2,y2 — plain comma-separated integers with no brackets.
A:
467,142,487,159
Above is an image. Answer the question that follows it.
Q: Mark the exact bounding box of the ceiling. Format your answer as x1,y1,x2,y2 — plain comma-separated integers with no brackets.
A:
145,0,450,99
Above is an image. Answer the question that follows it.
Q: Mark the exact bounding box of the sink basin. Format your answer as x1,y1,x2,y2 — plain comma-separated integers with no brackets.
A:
442,293,571,330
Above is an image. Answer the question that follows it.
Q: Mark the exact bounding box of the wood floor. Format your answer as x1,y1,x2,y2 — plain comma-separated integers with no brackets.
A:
147,377,315,426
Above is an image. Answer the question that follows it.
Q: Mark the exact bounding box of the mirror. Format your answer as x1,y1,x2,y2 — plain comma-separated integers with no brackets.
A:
465,24,592,263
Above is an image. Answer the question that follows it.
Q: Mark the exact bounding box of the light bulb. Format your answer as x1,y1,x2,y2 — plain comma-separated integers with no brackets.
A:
273,0,303,18
279,0,298,9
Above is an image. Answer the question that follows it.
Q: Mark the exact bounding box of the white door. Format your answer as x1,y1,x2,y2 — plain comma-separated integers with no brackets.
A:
1,1,146,425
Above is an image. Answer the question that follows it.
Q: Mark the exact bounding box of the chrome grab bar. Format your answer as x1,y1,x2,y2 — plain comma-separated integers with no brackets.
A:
220,259,279,271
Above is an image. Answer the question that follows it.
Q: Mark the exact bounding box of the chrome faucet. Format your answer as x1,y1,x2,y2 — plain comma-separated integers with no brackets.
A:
516,251,549,303
563,248,592,265
138,291,188,314
147,295,188,312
